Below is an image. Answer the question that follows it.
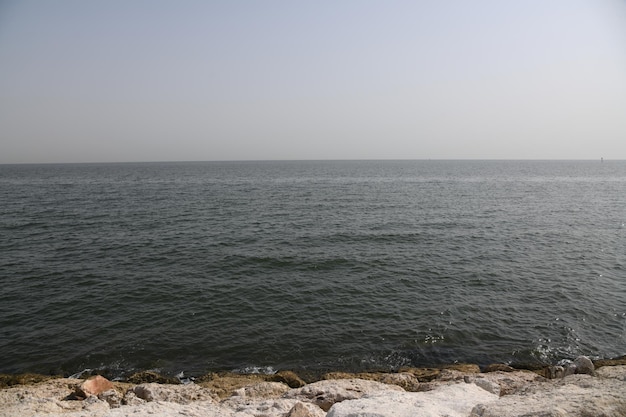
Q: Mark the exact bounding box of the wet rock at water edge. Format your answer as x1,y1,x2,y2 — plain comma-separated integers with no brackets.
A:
573,356,595,375
594,355,626,368
0,373,60,388
126,370,180,384
484,364,516,373
271,370,306,388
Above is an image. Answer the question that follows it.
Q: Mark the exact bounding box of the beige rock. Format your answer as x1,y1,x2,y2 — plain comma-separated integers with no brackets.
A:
445,363,481,374
132,382,218,404
470,374,626,417
478,370,545,396
398,367,442,381
596,364,626,381
284,378,403,411
223,397,311,416
104,400,240,417
380,372,420,391
0,378,83,416
436,369,473,382
484,364,515,373
122,388,146,406
196,373,268,399
327,382,499,417
98,388,122,408
468,377,501,396
230,381,291,399
287,401,327,417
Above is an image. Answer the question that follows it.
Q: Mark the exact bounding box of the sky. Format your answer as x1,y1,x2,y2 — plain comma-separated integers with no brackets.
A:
1,1,626,163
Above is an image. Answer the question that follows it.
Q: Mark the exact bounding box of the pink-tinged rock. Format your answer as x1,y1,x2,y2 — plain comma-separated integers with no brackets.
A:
76,375,114,398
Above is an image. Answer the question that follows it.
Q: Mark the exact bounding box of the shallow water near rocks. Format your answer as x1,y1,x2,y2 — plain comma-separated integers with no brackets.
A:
1,160,625,378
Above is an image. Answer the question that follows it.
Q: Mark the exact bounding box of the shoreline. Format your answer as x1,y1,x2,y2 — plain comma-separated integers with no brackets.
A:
3,354,625,388
1,356,626,417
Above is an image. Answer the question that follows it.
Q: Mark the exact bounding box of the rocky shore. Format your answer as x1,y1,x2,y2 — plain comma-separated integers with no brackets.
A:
2,356,626,417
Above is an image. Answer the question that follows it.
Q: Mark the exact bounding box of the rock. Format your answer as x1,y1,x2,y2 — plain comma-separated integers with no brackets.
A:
230,381,291,399
327,382,498,417
475,370,545,396
80,394,109,413
132,382,218,404
573,356,595,375
0,373,58,388
0,378,88,416
594,355,626,368
223,397,308,416
469,377,501,396
549,366,565,379
287,401,327,417
271,370,306,388
380,372,420,391
110,400,240,417
98,388,122,408
484,364,515,373
595,364,626,381
322,371,420,391
563,362,577,377
196,373,269,399
444,363,481,374
284,378,404,411
75,375,114,398
126,370,180,384
436,369,473,382
398,367,442,381
470,374,626,417
122,389,146,406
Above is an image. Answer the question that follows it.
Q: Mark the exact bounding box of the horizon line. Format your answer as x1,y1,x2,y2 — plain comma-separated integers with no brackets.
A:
0,157,620,166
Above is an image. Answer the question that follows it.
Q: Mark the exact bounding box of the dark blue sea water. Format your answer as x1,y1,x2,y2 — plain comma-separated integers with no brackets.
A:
1,160,625,378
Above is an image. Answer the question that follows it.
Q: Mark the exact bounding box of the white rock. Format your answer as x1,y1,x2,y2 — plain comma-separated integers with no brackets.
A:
327,382,498,417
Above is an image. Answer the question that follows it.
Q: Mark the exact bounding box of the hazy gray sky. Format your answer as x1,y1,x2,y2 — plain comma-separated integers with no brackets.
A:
1,1,625,163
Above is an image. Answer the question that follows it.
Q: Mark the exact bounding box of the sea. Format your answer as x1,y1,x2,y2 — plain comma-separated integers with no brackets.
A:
1,160,625,378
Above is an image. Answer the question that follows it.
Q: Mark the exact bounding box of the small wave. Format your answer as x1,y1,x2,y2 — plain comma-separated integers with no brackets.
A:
68,368,93,379
232,366,277,375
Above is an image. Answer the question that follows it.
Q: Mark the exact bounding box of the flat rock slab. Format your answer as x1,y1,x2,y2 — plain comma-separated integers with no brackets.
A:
326,382,498,417
471,373,626,417
284,378,404,411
